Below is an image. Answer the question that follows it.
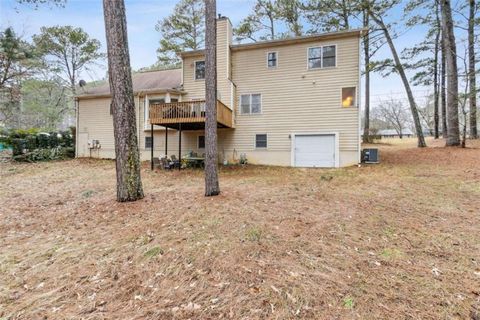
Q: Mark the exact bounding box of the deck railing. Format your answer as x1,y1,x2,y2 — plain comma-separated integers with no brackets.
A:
149,100,233,128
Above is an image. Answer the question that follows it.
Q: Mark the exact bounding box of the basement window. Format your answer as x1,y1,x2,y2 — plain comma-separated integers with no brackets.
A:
145,136,152,149
198,135,205,149
195,60,205,80
255,134,267,148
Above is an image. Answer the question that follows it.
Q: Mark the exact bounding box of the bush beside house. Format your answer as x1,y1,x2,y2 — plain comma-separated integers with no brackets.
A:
0,128,75,162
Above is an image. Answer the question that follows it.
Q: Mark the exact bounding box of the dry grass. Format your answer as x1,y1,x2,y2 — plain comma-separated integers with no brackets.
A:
1,138,480,319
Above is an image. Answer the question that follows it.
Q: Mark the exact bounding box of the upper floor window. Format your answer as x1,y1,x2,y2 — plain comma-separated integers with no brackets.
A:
308,45,336,69
195,60,205,80
240,94,262,114
267,52,277,68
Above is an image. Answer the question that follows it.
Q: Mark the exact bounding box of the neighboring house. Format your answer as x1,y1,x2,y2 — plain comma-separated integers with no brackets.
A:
76,17,363,168
377,129,414,138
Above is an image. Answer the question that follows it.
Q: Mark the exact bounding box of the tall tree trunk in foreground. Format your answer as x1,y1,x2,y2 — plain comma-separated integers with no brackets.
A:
468,0,477,139
204,0,220,196
441,0,460,146
441,32,448,138
103,0,144,201
369,11,426,147
433,0,441,139
362,11,371,143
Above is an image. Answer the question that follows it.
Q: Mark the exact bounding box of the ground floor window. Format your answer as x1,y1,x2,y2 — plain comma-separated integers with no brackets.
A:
145,136,152,149
255,134,267,148
198,135,205,149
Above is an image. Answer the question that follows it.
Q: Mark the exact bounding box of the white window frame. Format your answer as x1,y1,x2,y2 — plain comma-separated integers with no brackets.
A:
267,51,278,69
239,93,262,115
307,44,337,70
197,135,205,149
194,60,205,80
255,133,268,149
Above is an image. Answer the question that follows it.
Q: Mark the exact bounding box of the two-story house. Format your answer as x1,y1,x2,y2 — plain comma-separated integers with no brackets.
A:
76,17,363,168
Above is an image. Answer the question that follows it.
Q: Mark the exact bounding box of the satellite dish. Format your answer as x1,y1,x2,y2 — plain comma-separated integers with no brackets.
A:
79,80,87,87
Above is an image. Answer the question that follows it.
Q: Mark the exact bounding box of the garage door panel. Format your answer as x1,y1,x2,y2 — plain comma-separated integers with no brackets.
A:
294,134,335,167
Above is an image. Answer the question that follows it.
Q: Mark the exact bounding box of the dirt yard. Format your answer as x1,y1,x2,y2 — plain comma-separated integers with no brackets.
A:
1,138,479,319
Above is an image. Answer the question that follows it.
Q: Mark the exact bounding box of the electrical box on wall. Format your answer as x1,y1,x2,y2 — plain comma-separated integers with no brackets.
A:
88,139,101,149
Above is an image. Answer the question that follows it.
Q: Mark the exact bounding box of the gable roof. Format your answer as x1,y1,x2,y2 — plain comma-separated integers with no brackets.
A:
76,68,182,99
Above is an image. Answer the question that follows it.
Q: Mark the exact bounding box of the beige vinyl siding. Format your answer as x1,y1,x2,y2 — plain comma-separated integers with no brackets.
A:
77,23,361,167
228,36,360,161
77,96,199,160
77,98,115,158
182,18,233,109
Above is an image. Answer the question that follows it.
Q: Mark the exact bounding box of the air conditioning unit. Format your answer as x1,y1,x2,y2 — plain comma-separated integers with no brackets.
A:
362,148,379,163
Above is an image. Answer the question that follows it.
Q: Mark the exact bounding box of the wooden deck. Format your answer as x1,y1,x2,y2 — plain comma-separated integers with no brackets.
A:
149,100,233,130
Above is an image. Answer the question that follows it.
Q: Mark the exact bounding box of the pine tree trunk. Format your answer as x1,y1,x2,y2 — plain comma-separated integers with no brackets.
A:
204,0,220,196
468,0,477,139
103,0,144,202
441,32,448,139
362,12,370,143
441,0,460,146
433,1,440,139
369,12,426,147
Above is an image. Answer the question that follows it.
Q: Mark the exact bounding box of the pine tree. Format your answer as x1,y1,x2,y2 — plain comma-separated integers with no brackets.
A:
276,0,303,36
155,0,204,67
103,0,144,202
33,26,103,94
234,0,279,42
366,0,426,147
468,0,477,138
402,0,442,139
440,0,460,146
204,0,220,197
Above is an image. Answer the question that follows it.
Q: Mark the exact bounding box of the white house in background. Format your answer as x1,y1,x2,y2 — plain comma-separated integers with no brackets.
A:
75,17,364,168
377,129,414,139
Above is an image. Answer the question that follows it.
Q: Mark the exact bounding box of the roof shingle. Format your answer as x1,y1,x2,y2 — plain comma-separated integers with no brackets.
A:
77,69,182,98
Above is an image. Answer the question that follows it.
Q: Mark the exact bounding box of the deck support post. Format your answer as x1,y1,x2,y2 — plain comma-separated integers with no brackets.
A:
165,127,168,157
178,123,182,170
150,123,154,170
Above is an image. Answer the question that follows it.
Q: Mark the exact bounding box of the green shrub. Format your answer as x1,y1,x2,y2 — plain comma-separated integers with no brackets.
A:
4,128,75,162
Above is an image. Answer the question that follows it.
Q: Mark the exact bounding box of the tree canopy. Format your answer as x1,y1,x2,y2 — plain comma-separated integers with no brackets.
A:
33,25,103,93
155,0,205,67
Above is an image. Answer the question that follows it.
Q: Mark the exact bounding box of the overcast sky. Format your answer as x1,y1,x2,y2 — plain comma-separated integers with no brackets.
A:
2,0,469,109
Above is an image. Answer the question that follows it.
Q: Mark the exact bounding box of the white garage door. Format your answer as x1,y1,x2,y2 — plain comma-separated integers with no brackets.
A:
294,134,336,167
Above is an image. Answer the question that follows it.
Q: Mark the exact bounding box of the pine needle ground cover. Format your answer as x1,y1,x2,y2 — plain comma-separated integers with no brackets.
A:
1,138,479,319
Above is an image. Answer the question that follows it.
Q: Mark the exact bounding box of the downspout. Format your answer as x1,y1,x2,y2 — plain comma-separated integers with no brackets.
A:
137,93,141,153
75,97,79,158
357,34,362,164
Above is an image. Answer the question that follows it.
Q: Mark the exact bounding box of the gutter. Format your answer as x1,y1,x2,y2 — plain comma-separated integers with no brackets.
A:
75,88,185,100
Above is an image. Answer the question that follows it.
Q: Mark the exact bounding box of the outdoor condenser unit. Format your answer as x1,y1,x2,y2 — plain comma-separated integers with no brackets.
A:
362,148,379,163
